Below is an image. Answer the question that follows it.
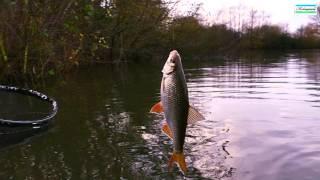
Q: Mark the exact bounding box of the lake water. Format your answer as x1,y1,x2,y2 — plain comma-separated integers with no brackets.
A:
0,51,319,179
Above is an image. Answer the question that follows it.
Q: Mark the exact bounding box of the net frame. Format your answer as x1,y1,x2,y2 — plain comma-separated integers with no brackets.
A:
0,85,58,125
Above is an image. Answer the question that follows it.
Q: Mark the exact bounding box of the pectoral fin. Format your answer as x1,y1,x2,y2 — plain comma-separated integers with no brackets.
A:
150,101,163,113
187,105,205,124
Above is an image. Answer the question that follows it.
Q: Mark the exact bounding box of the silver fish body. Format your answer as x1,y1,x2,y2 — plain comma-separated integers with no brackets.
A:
150,50,204,173
160,50,189,153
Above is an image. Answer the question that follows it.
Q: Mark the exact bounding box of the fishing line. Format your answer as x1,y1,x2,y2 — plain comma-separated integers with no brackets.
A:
0,85,58,126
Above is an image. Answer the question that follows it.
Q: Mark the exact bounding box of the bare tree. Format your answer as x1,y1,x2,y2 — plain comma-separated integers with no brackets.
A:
311,6,320,35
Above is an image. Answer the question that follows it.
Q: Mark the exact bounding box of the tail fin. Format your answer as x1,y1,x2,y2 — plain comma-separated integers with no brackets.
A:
168,152,187,174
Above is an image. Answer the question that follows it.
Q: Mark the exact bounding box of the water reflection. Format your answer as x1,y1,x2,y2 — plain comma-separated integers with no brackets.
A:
192,51,320,180
0,124,51,150
0,51,319,179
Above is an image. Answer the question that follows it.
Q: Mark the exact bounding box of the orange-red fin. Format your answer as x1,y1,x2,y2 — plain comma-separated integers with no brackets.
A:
150,101,163,113
161,123,173,140
168,152,187,174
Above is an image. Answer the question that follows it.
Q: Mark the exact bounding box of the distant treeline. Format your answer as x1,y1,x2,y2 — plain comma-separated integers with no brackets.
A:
0,0,319,79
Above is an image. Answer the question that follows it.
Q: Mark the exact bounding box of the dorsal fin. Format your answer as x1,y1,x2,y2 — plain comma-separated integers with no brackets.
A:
187,105,205,124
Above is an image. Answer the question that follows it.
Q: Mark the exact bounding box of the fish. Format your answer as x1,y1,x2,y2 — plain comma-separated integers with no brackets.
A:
150,50,204,174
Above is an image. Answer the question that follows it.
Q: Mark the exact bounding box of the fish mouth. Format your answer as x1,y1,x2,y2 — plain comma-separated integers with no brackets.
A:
169,50,179,63
162,50,180,75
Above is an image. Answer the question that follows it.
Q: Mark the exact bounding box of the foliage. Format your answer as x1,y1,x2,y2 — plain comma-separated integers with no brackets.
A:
0,1,320,80
0,0,171,79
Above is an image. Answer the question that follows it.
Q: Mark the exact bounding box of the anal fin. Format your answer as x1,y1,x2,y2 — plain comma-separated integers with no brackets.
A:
161,122,173,140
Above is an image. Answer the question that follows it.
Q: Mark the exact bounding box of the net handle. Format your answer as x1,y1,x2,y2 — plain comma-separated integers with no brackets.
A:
0,85,58,125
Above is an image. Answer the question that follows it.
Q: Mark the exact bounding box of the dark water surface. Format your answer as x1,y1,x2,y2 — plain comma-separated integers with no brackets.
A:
0,51,319,179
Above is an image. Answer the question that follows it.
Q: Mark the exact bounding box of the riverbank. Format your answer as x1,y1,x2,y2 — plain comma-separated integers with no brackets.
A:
1,1,320,82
